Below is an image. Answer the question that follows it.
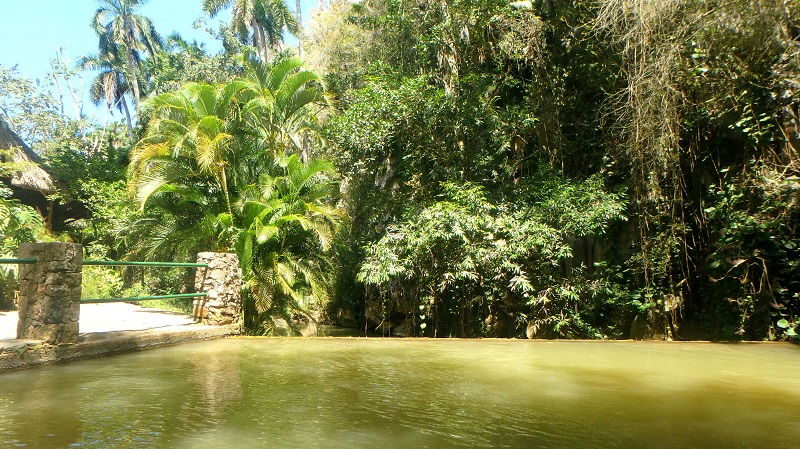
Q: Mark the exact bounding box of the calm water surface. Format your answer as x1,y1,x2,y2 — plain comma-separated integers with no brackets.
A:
0,339,798,449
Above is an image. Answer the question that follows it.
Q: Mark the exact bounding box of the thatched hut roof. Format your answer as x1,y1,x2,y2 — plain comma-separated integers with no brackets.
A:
0,117,55,194
0,117,89,231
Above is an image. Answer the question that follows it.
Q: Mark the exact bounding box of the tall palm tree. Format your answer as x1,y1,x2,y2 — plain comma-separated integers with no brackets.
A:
92,0,163,111
77,47,134,139
295,0,302,58
202,0,298,61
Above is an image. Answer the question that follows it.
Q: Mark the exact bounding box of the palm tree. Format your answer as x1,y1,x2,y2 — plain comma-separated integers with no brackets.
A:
295,0,303,58
120,189,236,259
130,59,329,223
237,56,331,163
236,154,341,333
77,47,135,139
130,81,245,219
129,61,339,333
92,0,163,111
202,0,298,61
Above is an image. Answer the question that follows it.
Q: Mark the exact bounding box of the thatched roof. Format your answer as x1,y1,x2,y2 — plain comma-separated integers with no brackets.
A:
0,117,55,194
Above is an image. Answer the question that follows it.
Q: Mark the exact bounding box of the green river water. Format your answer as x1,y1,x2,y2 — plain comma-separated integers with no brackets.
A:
0,338,798,448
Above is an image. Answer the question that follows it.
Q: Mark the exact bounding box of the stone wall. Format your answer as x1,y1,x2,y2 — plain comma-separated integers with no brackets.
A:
16,243,82,344
194,252,242,327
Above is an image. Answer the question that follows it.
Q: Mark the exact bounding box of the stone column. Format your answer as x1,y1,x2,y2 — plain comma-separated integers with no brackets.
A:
194,252,241,327
16,242,82,344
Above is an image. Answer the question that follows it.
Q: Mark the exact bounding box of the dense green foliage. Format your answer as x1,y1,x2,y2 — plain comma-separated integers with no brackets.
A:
0,184,47,308
1,0,798,340
314,0,800,339
128,56,338,333
357,181,625,338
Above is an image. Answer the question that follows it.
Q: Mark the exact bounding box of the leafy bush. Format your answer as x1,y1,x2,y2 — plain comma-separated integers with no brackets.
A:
702,163,800,340
0,186,48,310
80,266,123,300
358,177,626,338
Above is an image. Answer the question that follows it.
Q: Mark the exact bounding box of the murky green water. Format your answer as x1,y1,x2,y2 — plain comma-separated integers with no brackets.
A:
0,339,798,449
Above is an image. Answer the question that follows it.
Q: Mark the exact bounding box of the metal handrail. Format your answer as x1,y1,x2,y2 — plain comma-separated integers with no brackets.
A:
0,258,37,264
1,259,208,267
81,261,209,304
83,260,208,268
81,292,208,304
4,257,211,305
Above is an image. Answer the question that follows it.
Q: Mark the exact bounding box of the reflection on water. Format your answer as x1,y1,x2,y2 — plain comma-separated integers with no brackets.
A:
0,339,798,448
0,369,82,447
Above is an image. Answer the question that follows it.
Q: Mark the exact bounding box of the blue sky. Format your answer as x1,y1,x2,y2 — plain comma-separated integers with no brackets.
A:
0,0,317,122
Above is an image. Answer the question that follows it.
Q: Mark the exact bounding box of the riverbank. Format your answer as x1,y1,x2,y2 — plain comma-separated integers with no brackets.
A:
0,303,238,373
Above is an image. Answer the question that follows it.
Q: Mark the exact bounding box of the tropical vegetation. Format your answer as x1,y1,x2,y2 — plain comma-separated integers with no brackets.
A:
0,0,798,340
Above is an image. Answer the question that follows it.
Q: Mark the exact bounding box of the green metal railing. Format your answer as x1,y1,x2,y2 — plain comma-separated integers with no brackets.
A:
83,260,208,268
81,259,209,304
0,258,37,264
81,292,208,304
2,256,210,304
1,259,208,268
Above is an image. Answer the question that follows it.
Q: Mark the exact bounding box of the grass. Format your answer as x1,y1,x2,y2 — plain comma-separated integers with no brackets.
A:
138,297,194,315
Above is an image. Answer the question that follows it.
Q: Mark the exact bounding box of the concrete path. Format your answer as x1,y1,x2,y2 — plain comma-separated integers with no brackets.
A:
0,303,238,372
0,303,196,341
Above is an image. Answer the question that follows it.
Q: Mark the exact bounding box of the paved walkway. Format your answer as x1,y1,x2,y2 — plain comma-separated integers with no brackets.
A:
0,303,196,341
1,303,237,372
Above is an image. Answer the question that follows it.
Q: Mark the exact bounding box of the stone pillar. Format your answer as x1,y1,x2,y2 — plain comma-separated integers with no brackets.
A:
16,242,82,344
194,252,241,326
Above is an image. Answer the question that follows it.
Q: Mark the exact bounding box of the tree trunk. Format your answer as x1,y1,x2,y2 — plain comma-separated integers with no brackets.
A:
296,0,303,58
127,50,141,111
220,164,233,218
252,17,270,61
121,96,134,141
